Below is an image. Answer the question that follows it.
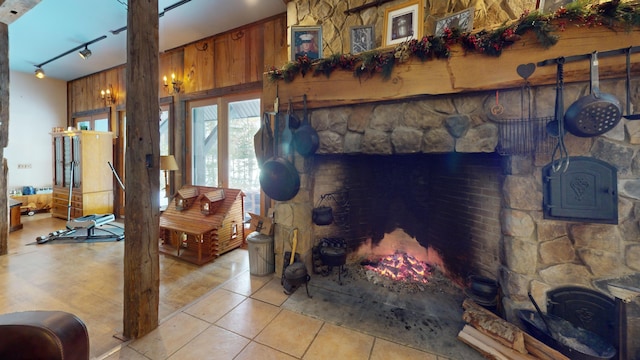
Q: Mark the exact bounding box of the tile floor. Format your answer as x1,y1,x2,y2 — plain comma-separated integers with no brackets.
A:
6,213,481,359
99,271,457,360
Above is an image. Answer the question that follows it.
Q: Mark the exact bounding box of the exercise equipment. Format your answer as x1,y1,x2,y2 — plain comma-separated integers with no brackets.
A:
35,162,124,244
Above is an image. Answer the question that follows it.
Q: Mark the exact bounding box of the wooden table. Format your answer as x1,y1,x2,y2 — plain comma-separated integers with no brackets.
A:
9,198,23,232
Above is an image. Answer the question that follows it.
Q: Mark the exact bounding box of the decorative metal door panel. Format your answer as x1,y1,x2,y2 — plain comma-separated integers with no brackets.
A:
543,156,617,224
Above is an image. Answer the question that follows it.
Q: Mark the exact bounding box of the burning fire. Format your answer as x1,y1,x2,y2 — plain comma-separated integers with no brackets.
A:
364,251,433,284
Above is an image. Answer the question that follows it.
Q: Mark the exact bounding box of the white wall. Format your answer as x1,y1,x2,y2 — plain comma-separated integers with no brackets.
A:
5,71,67,190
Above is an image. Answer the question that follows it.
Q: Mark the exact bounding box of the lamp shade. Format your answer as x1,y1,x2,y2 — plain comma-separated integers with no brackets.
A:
160,155,179,171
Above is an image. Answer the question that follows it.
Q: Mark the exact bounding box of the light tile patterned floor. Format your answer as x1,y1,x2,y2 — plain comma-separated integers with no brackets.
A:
7,214,459,359
100,273,452,360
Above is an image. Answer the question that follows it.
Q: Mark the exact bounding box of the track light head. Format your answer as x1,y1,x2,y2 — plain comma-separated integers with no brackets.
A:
78,46,92,59
35,67,45,79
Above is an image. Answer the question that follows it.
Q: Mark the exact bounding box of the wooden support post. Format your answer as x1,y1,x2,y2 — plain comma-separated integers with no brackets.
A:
123,0,161,339
0,22,9,256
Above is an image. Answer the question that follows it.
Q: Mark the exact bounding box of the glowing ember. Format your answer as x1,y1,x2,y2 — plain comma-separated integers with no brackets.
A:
364,251,433,284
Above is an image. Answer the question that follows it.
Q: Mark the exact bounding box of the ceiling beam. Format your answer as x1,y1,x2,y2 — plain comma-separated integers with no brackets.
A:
0,0,40,25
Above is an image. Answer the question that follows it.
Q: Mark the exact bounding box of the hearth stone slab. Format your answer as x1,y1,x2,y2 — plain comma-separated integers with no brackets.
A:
281,266,484,359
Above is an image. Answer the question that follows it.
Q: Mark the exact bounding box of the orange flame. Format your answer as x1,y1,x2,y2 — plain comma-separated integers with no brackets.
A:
364,251,432,284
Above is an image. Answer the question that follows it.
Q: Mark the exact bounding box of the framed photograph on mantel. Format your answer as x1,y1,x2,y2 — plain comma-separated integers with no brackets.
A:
433,7,474,37
382,0,424,47
350,25,375,54
536,0,575,14
291,26,323,61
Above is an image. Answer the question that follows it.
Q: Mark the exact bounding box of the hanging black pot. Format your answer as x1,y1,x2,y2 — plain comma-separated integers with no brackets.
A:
312,206,333,225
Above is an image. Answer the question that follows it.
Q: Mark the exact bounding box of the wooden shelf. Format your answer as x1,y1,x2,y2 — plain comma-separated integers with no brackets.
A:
264,24,640,111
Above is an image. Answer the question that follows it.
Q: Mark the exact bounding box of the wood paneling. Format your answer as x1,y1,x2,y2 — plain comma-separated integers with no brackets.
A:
182,39,214,93
263,14,288,73
69,14,286,113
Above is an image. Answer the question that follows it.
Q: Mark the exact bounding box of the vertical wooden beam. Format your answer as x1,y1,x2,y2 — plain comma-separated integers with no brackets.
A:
0,22,9,256
123,0,160,338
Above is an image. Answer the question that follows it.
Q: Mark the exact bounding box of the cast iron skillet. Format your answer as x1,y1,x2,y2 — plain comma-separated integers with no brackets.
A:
564,51,622,137
293,94,319,157
259,113,300,201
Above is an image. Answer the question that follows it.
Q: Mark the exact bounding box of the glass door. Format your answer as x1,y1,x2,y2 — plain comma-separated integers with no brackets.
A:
190,100,219,187
227,98,261,216
159,107,170,207
187,93,262,216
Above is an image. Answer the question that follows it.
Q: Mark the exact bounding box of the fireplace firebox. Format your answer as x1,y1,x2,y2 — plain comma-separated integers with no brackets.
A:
311,152,504,284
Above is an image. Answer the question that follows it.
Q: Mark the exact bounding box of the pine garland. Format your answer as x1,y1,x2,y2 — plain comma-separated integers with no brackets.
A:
267,1,640,83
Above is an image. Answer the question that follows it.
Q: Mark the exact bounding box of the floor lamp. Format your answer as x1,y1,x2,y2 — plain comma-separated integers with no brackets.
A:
160,155,179,199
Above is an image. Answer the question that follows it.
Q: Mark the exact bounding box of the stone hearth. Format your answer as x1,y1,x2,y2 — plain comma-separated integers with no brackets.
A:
271,76,640,357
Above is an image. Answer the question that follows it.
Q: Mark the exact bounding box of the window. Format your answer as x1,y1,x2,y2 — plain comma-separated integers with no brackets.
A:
190,102,219,187
227,98,261,216
187,93,262,216
159,107,170,207
74,112,109,131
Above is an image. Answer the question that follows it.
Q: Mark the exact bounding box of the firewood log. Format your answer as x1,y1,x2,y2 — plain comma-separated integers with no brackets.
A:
462,299,569,360
463,308,527,353
458,325,511,360
458,325,538,360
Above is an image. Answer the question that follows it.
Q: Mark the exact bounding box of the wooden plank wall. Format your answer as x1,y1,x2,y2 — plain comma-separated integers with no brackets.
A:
67,13,287,120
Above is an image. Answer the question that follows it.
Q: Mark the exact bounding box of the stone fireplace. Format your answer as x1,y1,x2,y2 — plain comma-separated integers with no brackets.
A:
270,78,640,356
308,152,503,285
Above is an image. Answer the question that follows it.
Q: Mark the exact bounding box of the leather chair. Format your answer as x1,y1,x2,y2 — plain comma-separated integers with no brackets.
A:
0,311,89,360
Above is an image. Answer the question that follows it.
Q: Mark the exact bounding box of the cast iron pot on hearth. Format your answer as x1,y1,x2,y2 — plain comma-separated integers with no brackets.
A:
284,262,309,286
319,246,346,267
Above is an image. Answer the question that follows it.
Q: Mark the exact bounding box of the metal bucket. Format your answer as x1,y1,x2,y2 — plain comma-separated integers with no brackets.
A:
246,232,275,276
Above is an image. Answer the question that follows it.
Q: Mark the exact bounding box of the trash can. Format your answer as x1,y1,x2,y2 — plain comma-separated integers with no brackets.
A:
246,231,275,276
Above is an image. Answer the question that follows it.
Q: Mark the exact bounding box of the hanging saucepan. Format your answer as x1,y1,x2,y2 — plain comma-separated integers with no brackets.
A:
293,94,319,157
564,51,622,137
259,113,300,201
624,47,640,120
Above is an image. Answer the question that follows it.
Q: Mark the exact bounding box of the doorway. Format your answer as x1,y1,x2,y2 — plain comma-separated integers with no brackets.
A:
187,93,262,217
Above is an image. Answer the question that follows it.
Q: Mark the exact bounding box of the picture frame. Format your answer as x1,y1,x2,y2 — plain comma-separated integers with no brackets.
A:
536,0,574,14
291,26,323,61
433,7,475,37
350,25,375,54
382,0,423,47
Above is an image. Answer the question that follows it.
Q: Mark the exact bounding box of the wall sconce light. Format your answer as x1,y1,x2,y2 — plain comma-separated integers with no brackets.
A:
78,46,92,60
163,73,182,95
34,67,45,79
101,85,116,105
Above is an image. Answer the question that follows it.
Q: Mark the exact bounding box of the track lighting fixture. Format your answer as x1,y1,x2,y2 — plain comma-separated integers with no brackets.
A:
33,35,107,79
78,46,92,60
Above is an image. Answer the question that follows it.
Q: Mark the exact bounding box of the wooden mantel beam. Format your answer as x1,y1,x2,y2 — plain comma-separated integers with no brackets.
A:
264,24,640,111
